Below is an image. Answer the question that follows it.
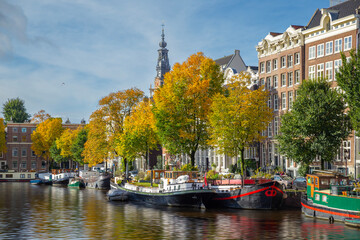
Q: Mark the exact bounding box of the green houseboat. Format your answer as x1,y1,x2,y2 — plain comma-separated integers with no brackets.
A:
301,171,360,222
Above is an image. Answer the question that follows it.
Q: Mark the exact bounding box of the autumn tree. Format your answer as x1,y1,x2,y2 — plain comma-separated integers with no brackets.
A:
336,49,360,135
31,118,63,170
209,74,272,186
153,52,224,166
83,88,144,168
31,110,51,123
71,127,88,165
0,118,6,159
277,78,351,170
2,97,30,123
50,141,67,163
116,100,159,168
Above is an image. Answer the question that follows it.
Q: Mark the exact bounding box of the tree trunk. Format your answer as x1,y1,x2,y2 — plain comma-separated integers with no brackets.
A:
190,151,196,167
239,148,245,188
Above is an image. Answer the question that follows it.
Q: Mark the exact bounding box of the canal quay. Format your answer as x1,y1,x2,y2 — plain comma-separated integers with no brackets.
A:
0,183,359,239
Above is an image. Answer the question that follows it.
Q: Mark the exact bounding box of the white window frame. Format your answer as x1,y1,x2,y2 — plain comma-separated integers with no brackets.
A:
281,73,286,87
287,55,293,68
12,148,18,157
317,63,324,78
317,44,324,57
273,75,278,89
325,61,333,81
344,36,352,51
268,95,272,108
281,56,286,68
268,122,272,138
266,77,271,90
281,92,286,110
266,61,271,73
309,65,315,79
288,72,293,87
288,91,293,110
325,41,333,55
294,53,300,65
260,62,265,73
295,70,300,84
309,46,316,60
274,117,279,136
274,94,278,111
273,59,278,70
334,38,342,53
334,59,342,80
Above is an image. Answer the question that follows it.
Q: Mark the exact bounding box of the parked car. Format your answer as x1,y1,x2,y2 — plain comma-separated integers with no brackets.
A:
292,177,307,190
273,175,293,189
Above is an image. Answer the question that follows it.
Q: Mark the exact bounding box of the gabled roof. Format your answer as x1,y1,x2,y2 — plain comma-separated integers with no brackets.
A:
214,50,247,74
269,32,282,37
215,55,233,66
306,0,360,29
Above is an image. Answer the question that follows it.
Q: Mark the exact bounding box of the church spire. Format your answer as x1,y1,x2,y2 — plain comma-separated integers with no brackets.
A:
155,24,170,84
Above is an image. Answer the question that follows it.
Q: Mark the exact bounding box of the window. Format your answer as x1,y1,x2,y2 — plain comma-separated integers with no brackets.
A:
21,148,27,157
20,174,25,179
31,151,36,157
334,39,342,53
344,36,352,50
12,161,17,169
281,92,286,110
27,174,31,178
260,78,265,86
325,61,333,81
266,77,271,90
334,59,342,80
317,63,324,78
273,59,278,70
273,75,278,88
309,46,316,59
281,56,286,68
13,136,18,142
268,122,272,137
13,127,18,133
294,53,300,65
31,128,36,133
266,61,271,73
281,73,286,87
31,161,36,169
21,136,26,142
260,62,265,73
21,161,26,169
317,44,324,57
287,55,293,68
273,95,278,111
309,65,315,79
21,128,27,133
343,140,351,162
274,117,279,136
295,70,300,84
288,72,293,86
325,41,333,55
295,90,298,100
12,148,18,157
288,91,294,109
268,96,272,108
41,161,46,169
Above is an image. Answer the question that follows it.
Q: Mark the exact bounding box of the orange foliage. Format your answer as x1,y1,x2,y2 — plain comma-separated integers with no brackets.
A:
31,110,51,123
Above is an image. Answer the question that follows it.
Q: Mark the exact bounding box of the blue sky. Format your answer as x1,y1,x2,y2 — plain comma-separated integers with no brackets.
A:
0,0,331,123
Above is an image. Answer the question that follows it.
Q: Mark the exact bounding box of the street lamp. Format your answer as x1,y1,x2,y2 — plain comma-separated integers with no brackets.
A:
344,149,350,176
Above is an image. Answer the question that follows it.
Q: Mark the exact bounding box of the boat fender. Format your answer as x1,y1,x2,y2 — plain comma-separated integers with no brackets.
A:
313,211,316,218
329,216,334,224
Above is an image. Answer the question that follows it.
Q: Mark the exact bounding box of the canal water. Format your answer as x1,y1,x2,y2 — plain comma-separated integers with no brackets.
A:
0,183,360,239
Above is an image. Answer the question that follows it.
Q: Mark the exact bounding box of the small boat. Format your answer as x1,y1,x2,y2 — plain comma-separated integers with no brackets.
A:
68,178,86,189
52,171,76,187
205,180,285,209
301,170,360,222
344,218,360,228
111,170,215,208
80,170,111,190
30,179,43,185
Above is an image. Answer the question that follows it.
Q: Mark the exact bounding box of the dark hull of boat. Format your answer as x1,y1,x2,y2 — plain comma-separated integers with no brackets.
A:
118,186,215,208
83,174,111,190
301,197,360,222
52,178,69,187
205,181,284,209
30,179,43,185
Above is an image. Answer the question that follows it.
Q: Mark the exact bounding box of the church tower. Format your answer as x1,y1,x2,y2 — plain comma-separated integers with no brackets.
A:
150,25,170,96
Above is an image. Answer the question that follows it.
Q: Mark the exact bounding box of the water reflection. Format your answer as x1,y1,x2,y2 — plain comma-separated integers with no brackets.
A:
0,183,359,239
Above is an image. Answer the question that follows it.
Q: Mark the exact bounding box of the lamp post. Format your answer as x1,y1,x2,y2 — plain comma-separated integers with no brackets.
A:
344,149,350,176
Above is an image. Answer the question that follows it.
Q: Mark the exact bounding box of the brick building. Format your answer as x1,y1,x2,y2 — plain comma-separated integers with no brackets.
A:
256,0,360,177
0,121,85,173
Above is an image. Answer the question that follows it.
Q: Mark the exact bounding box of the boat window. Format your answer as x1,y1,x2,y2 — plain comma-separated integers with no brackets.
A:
0,174,2,178
330,178,336,185
178,185,180,190
321,179,329,185
311,177,314,184
315,194,320,201
315,178,318,186
160,172,164,178
155,172,159,178
170,173,173,179
192,173,196,178
322,195,327,202
6,174,13,178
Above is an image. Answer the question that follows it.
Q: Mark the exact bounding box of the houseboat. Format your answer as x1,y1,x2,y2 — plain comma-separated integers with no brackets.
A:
52,169,76,186
79,170,111,190
301,170,360,222
0,170,36,182
110,170,215,208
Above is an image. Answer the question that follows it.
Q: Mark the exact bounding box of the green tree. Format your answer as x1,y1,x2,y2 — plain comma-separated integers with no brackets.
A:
71,127,88,165
0,118,6,156
277,78,351,170
153,52,224,166
209,74,272,186
50,141,68,163
2,98,30,123
336,49,360,135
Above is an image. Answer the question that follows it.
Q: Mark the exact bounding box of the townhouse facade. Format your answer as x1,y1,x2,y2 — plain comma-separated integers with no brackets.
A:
0,121,85,173
256,0,360,177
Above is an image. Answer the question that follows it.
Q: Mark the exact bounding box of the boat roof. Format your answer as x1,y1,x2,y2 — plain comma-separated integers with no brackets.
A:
308,170,346,178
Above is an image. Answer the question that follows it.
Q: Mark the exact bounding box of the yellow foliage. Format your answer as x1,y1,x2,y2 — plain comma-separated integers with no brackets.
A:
31,118,63,159
56,128,80,158
0,119,6,154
